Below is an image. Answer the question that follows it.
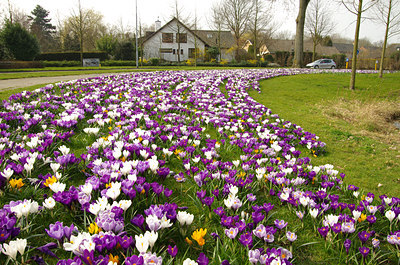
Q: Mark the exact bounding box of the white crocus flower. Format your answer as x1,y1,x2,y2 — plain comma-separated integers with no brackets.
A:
135,234,149,253
183,258,198,265
49,182,66,193
2,168,14,180
89,203,101,215
144,231,158,248
140,150,149,159
309,208,319,218
2,240,18,260
176,211,194,226
148,157,159,172
50,163,61,173
43,197,56,209
352,210,362,220
24,163,34,176
118,200,132,211
81,183,93,195
385,210,395,222
15,238,27,256
59,145,70,155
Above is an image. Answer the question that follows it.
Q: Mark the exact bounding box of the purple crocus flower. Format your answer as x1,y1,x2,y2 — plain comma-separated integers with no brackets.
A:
118,235,133,250
131,214,145,230
164,188,173,198
238,232,253,248
252,211,265,224
358,231,372,244
220,260,230,265
372,238,380,248
331,223,342,234
167,245,178,257
82,249,95,265
274,219,288,230
125,255,144,265
225,227,239,239
286,231,297,242
318,226,329,239
202,196,214,209
45,221,65,241
248,249,260,264
344,239,351,254
359,246,370,258
221,216,234,227
197,190,206,200
37,242,59,259
197,252,209,265
366,215,376,224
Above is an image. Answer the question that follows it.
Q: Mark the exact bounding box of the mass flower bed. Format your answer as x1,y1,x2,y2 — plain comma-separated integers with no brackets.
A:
0,69,398,265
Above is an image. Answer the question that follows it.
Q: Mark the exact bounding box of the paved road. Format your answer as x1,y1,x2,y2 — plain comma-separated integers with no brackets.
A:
0,73,130,91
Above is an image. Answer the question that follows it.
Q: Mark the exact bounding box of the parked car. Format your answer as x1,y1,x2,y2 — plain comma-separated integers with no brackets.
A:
306,59,336,69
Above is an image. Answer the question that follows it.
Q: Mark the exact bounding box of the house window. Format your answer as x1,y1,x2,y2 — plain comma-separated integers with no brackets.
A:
207,34,213,39
189,48,199,58
176,33,187,43
162,33,173,43
173,49,176,54
181,49,183,55
160,48,173,53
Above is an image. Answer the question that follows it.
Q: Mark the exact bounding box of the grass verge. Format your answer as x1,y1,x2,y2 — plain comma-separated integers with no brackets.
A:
248,72,400,197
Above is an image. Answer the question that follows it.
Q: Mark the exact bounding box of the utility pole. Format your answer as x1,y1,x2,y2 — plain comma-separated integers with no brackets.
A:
135,0,139,68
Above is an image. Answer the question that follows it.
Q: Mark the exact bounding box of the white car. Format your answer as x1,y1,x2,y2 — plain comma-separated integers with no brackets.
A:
306,59,336,69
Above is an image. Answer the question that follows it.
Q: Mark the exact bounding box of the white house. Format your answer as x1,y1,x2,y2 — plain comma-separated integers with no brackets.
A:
142,18,235,62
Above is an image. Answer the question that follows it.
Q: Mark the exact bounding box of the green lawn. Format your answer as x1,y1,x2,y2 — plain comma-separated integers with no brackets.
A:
248,72,400,197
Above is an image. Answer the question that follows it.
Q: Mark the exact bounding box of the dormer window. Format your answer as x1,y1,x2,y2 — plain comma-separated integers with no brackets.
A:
207,34,213,39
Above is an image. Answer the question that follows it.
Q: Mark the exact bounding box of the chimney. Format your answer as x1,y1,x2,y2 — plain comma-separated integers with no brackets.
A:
155,18,161,31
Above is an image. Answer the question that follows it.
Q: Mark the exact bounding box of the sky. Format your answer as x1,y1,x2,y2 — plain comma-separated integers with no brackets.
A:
2,0,399,45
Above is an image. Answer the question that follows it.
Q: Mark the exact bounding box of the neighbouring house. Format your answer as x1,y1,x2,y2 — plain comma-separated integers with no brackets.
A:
265,39,341,57
142,18,235,62
387,43,400,55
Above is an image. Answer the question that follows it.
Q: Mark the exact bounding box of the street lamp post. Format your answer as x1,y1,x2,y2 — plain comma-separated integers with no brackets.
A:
135,0,139,68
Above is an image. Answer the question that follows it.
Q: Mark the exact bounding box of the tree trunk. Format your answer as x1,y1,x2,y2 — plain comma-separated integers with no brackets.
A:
379,0,392,78
293,0,310,68
78,0,83,67
349,0,363,90
312,40,316,61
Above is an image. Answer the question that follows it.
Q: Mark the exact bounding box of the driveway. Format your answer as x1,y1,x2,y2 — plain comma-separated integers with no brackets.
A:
0,73,131,91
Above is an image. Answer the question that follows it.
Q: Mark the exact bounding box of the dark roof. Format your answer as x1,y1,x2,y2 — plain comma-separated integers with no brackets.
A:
332,43,354,54
195,30,235,49
266,39,340,56
387,43,400,54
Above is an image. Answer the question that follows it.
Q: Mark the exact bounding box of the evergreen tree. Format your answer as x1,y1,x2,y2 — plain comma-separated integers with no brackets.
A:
28,5,56,52
0,20,40,60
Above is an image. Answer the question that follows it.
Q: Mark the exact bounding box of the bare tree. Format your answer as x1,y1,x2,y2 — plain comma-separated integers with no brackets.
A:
169,0,191,64
209,3,224,62
374,0,400,78
61,6,106,59
341,0,377,90
219,0,253,61
305,0,334,61
248,0,276,61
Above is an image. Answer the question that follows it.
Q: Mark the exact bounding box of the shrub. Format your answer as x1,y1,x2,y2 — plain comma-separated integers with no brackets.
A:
149,58,160,66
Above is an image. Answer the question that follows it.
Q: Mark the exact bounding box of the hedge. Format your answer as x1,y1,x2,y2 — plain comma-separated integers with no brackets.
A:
36,51,108,61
